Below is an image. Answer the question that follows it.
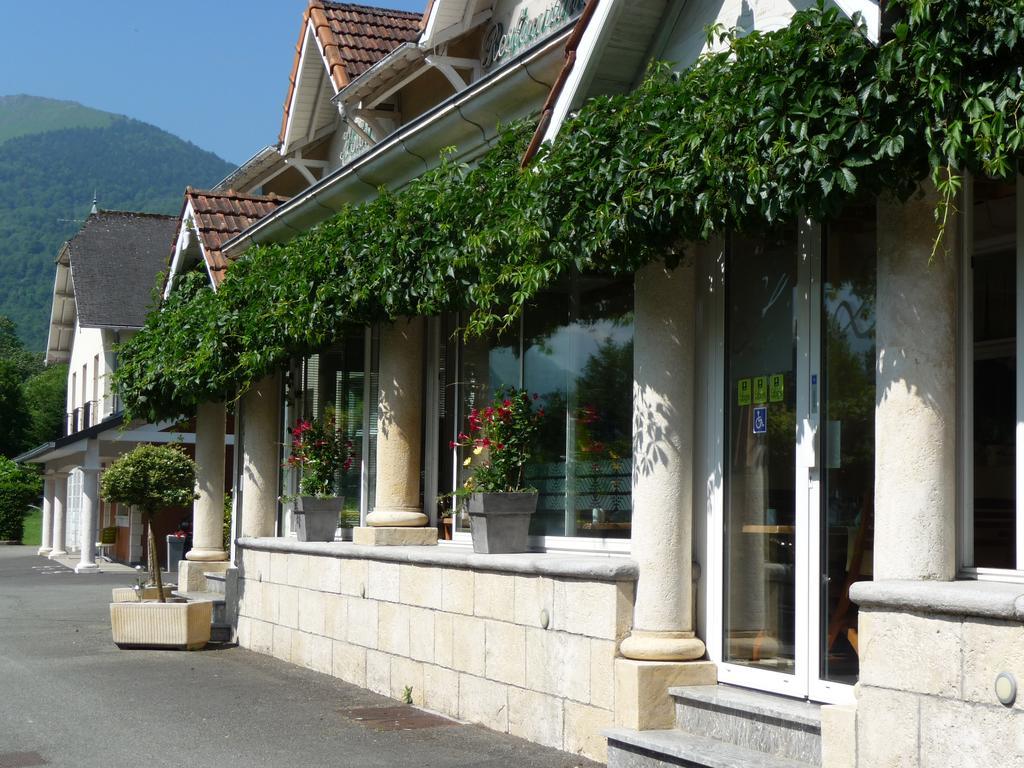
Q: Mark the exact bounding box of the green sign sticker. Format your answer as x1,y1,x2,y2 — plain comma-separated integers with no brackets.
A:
769,373,784,403
737,378,752,406
753,376,768,404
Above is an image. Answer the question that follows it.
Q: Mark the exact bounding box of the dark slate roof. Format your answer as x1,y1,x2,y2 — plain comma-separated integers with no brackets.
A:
67,210,178,328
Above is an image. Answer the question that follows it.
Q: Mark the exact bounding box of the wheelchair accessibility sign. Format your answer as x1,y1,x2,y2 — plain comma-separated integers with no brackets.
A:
753,406,768,435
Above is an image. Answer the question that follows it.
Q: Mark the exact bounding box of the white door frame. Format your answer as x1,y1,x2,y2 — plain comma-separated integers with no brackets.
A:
701,221,854,704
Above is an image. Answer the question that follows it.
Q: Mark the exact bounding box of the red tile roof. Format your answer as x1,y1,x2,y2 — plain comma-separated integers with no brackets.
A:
280,1,423,142
181,188,287,285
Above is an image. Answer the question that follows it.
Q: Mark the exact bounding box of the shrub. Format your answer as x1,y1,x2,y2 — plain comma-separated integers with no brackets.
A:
0,458,41,542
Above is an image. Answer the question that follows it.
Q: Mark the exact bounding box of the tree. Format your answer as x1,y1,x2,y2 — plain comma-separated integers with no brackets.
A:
0,458,41,542
100,444,197,601
0,359,29,457
0,316,42,380
22,364,68,450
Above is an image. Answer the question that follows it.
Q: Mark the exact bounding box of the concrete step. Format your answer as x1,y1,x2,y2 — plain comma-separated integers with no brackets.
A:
606,728,812,768
671,686,821,766
204,571,227,595
173,591,227,624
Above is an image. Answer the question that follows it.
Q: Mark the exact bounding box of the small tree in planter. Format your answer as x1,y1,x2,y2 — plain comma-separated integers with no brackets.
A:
452,388,543,553
100,444,197,602
285,405,354,541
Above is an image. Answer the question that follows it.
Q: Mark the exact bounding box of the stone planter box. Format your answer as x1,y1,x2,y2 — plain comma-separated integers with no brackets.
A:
111,585,176,603
295,496,343,542
110,600,212,650
467,492,537,553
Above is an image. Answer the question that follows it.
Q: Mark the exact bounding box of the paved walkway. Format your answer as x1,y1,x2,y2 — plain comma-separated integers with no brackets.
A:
0,546,599,768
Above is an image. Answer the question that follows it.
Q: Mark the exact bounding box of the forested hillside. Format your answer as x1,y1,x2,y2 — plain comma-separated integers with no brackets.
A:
0,96,234,349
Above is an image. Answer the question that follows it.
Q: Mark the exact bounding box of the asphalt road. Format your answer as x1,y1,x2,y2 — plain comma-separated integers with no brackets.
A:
0,546,599,768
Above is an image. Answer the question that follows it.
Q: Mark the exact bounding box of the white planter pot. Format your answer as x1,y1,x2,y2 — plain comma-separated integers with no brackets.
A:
111,585,176,603
110,600,212,651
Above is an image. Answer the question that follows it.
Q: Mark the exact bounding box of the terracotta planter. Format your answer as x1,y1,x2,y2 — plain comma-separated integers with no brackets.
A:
110,600,212,650
111,585,176,603
295,496,343,542
467,492,537,554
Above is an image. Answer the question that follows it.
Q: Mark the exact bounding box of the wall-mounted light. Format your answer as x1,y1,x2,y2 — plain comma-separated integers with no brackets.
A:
995,672,1017,707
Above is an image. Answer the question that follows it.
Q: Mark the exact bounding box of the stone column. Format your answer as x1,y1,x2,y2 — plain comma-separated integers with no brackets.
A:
75,439,100,573
615,257,716,733
358,318,434,545
37,472,54,556
874,185,958,580
48,473,68,559
187,401,228,561
620,259,706,662
240,374,280,539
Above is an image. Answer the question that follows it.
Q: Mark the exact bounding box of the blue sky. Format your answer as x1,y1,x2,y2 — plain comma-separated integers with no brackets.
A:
0,0,426,165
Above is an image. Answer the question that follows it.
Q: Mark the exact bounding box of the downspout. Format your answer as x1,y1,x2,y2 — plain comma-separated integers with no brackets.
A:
521,0,600,167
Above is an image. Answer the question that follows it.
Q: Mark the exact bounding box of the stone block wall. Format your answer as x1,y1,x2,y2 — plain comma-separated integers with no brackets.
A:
850,607,1024,767
235,545,636,761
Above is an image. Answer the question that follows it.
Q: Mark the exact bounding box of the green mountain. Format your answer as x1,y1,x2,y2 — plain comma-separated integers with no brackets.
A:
0,96,235,349
0,95,115,144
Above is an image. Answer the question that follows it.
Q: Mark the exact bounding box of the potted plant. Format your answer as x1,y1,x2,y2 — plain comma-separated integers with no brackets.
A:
101,444,210,650
286,405,354,542
453,388,543,554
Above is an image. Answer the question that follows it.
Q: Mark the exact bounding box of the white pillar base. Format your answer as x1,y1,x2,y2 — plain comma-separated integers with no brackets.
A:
48,549,68,560
366,509,428,527
37,547,52,556
185,548,229,562
614,658,718,730
74,562,99,573
620,629,707,662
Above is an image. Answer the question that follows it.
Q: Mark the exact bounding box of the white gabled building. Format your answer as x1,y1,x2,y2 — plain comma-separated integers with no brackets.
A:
20,209,196,570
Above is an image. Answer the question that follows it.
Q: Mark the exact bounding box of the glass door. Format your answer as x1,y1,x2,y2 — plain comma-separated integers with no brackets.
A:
720,223,810,696
712,211,874,702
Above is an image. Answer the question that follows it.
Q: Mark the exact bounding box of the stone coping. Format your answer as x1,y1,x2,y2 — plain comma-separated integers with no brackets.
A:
237,536,638,582
850,579,1024,621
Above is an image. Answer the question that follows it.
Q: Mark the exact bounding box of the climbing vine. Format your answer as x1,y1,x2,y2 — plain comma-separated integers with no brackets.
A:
115,0,1024,423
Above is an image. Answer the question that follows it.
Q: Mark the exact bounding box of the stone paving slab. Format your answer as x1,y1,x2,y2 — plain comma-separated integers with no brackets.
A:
0,546,600,768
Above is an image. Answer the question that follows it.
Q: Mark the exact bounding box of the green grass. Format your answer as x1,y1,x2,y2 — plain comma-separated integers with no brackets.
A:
20,507,41,546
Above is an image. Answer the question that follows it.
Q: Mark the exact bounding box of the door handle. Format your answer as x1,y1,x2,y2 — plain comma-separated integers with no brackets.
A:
801,417,819,470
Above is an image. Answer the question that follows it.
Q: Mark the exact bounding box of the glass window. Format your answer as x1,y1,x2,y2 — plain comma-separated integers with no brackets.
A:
967,177,1018,570
453,274,634,540
821,205,876,684
284,329,368,530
